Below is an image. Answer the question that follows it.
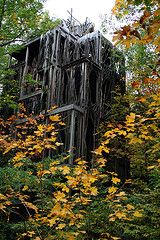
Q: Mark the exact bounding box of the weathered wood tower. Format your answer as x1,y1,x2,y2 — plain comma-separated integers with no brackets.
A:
10,22,125,163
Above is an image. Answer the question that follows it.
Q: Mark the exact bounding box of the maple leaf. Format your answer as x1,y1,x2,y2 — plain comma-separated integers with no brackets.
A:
115,211,127,219
129,137,143,144
49,114,60,122
115,191,126,197
60,165,70,175
54,191,67,202
90,187,98,196
48,218,57,227
96,158,107,167
131,81,140,88
133,211,143,218
108,186,118,194
126,112,136,123
22,185,29,191
126,204,135,210
0,194,7,201
56,223,66,229
137,97,146,103
112,177,121,184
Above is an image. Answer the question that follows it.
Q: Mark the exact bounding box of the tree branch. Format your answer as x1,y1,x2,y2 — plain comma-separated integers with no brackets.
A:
0,39,25,47
0,30,26,47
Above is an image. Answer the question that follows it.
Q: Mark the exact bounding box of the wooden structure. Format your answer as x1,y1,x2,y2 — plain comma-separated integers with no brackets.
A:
9,22,125,163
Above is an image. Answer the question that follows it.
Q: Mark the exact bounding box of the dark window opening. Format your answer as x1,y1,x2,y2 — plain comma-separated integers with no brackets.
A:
28,40,40,67
45,70,49,86
102,79,112,103
38,70,44,85
86,117,94,163
75,66,81,98
41,93,47,111
63,71,68,104
60,36,66,60
69,41,75,62
89,39,95,59
79,43,85,57
89,70,97,104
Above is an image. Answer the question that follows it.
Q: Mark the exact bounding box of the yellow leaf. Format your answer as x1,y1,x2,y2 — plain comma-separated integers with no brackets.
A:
56,223,66,229
0,194,7,200
147,165,155,170
129,137,143,144
59,121,65,126
115,211,126,219
118,130,127,136
23,202,38,213
42,170,51,175
0,204,6,212
90,187,98,196
49,114,60,122
112,177,120,184
62,185,70,193
54,191,67,202
116,191,125,197
48,218,57,227
37,124,44,132
109,217,116,221
125,179,132,184
124,39,131,48
97,158,107,167
126,204,135,210
108,186,118,194
22,185,29,191
55,142,63,146
133,211,143,218
137,97,146,103
60,165,70,175
126,113,135,123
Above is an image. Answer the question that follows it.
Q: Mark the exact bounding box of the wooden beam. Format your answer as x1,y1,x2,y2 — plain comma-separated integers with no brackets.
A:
47,104,84,116
19,90,43,101
62,56,102,70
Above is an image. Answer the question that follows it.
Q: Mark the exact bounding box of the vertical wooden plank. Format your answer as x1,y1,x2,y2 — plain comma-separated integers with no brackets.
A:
20,46,29,97
69,110,75,164
80,62,88,106
8,55,12,68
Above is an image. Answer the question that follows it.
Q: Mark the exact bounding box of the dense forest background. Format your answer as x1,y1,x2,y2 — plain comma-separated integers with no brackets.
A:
0,0,159,239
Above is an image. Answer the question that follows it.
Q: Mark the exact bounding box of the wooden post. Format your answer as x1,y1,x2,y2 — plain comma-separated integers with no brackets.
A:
69,109,75,164
20,47,29,97
8,55,12,68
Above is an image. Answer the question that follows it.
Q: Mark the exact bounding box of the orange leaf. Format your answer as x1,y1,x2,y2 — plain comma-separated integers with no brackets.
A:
131,81,140,88
143,78,153,84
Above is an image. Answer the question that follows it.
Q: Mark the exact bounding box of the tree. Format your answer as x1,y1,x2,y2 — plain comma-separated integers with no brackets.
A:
0,0,60,115
97,0,160,239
